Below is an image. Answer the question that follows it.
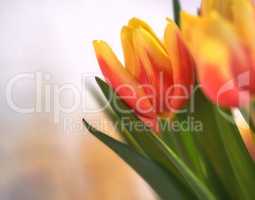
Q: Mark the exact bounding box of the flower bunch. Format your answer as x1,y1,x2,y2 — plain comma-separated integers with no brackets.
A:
84,1,255,200
182,0,255,107
93,18,194,129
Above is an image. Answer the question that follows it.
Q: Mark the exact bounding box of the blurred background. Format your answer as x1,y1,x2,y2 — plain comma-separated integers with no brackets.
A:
0,0,200,199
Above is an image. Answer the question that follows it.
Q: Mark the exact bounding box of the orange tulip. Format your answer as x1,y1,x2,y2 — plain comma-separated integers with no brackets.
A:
181,0,255,107
93,18,194,129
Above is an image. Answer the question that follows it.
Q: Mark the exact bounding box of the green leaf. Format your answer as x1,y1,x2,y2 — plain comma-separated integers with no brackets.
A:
172,0,181,26
143,131,216,200
160,114,229,200
83,119,194,200
190,90,240,199
189,89,255,199
95,77,176,173
115,121,146,156
95,77,216,200
160,118,180,154
94,77,159,158
160,117,206,181
88,83,145,155
213,108,255,200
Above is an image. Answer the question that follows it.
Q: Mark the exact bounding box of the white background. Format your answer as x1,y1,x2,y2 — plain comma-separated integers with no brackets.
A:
0,1,200,199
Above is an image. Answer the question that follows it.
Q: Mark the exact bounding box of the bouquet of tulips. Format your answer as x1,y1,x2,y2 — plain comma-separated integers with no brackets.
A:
83,0,255,199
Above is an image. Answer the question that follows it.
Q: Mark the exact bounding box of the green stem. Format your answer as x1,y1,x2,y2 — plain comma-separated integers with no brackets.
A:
173,0,181,26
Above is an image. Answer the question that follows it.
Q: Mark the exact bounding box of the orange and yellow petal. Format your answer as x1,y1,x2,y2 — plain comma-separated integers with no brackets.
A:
232,0,255,48
232,0,255,91
121,25,150,85
121,26,140,78
128,18,163,49
201,0,255,50
196,38,249,107
132,27,173,113
201,0,232,19
180,12,202,53
121,24,155,103
182,11,253,92
164,20,195,110
93,40,156,118
182,2,255,107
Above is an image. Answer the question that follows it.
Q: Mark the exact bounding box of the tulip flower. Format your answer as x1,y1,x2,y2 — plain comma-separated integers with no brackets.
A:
181,0,255,107
93,18,194,129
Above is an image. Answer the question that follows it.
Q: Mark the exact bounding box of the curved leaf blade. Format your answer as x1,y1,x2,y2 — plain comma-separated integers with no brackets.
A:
83,119,194,200
94,77,216,200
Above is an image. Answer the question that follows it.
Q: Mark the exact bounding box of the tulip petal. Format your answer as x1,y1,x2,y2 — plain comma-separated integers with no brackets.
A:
205,13,255,94
132,27,173,113
182,12,253,95
121,26,139,77
121,26,149,83
121,25,155,105
182,5,254,107
232,0,255,92
128,18,163,48
93,40,155,117
180,12,202,53
138,115,159,133
196,38,249,107
164,20,195,110
201,0,243,19
232,0,255,48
